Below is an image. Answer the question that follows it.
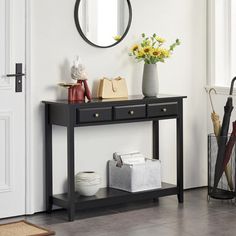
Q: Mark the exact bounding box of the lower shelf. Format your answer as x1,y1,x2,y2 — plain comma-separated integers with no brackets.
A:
53,182,178,210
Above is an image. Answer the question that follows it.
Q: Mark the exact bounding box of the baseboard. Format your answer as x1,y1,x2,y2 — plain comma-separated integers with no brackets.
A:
184,186,207,191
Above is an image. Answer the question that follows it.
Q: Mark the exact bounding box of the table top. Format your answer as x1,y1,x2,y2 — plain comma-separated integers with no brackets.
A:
42,94,187,106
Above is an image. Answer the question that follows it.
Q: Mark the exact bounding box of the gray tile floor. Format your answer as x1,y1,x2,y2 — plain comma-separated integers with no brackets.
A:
1,188,236,236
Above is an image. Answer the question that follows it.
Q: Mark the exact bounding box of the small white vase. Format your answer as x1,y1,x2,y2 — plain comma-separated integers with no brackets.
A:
75,171,101,196
142,64,158,97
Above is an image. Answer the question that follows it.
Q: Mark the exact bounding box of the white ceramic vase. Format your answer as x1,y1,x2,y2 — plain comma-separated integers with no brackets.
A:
142,63,158,97
75,171,101,197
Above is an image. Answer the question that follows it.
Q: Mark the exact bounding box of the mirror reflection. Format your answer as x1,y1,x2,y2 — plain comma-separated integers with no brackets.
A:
75,0,132,47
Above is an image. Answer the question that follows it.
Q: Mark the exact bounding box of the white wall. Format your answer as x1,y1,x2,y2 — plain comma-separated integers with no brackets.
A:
30,0,207,212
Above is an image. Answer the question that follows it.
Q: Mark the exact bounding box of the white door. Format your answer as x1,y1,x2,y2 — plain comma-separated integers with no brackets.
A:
0,0,26,218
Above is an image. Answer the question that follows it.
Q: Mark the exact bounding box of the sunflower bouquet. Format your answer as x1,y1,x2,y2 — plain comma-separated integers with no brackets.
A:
129,33,180,64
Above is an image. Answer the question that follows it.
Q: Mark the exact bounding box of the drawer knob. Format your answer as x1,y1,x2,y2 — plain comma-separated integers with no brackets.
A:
94,113,100,118
129,110,134,115
162,108,167,112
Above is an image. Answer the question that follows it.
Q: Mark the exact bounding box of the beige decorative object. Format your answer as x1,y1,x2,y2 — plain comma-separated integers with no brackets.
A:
75,171,101,196
97,77,128,99
0,220,55,236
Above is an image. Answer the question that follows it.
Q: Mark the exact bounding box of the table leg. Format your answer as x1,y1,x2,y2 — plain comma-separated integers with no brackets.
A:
45,104,53,213
177,100,184,203
67,125,75,221
153,120,160,201
153,120,159,160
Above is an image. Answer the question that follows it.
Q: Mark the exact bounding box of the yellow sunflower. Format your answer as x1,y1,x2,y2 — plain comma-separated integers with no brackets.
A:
137,49,145,57
151,48,161,57
143,46,153,55
113,35,121,41
155,36,166,44
131,44,139,52
159,48,170,57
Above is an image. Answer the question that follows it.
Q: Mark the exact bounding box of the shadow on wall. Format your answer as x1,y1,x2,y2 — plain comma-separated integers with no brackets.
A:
58,59,71,100
41,59,71,100
131,63,142,95
92,80,99,98
60,58,71,83
187,116,207,187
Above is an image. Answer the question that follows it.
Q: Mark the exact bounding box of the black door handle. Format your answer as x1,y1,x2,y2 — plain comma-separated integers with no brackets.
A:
7,73,25,77
6,63,25,92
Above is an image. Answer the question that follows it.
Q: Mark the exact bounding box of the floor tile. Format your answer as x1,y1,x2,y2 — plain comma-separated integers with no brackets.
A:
1,188,236,236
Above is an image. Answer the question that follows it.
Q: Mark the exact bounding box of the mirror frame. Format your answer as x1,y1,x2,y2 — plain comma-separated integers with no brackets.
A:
74,0,132,48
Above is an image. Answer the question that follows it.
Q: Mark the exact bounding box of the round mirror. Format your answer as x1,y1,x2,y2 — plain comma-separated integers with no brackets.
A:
74,0,132,48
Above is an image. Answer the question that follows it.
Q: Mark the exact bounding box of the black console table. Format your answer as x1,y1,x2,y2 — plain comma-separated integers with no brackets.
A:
43,95,186,221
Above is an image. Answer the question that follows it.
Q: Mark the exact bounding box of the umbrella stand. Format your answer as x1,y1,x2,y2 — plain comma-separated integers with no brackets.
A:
208,134,235,199
213,77,236,191
208,88,233,190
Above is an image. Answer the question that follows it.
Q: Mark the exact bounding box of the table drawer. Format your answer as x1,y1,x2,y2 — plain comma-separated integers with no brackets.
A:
77,107,112,123
147,102,178,117
114,104,146,120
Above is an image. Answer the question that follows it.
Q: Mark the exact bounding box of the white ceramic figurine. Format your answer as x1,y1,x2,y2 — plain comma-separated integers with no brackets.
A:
71,56,88,81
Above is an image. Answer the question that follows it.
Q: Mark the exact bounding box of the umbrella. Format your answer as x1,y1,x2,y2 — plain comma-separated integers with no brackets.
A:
208,88,221,138
220,121,236,190
208,88,233,189
213,77,236,190
223,121,236,168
